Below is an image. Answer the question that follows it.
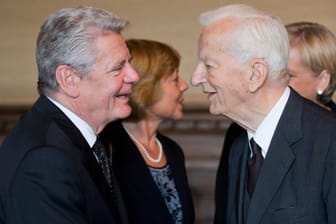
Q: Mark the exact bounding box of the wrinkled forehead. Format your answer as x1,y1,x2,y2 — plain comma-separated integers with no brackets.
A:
200,18,238,48
198,32,221,57
198,25,233,59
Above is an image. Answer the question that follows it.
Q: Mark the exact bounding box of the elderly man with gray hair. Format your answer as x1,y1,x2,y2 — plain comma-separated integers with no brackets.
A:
192,4,336,224
0,6,139,224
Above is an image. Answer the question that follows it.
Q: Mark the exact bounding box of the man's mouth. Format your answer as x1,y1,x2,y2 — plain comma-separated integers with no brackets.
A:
204,90,216,95
115,92,131,98
178,96,184,104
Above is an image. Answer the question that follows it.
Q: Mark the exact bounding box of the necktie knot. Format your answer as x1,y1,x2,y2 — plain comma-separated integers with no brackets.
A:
249,138,262,156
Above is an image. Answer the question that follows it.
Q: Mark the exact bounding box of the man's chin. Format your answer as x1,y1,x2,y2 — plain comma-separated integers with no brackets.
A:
209,105,220,115
117,106,132,119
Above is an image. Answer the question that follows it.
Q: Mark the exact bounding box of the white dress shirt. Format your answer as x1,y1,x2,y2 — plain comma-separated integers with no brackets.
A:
247,87,290,158
47,97,97,147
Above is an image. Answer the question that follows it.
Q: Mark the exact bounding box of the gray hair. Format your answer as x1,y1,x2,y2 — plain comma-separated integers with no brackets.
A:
36,6,129,95
200,4,289,77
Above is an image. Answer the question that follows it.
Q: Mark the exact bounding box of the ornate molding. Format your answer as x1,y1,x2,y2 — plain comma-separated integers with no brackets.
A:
0,104,232,136
160,105,232,134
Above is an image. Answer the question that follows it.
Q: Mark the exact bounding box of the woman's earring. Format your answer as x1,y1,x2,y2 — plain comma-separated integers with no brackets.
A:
317,89,323,95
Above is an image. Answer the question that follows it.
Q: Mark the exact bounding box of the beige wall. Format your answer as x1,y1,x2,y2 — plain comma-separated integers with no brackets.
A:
1,0,336,105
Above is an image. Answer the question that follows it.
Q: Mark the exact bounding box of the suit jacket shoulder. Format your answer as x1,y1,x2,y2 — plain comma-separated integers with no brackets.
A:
249,89,336,223
0,96,117,224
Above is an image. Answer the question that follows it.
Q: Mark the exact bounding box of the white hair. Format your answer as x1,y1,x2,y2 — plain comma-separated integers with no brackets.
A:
200,4,289,76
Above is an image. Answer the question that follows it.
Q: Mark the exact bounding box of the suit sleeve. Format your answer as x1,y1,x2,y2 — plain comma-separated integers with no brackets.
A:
5,146,87,224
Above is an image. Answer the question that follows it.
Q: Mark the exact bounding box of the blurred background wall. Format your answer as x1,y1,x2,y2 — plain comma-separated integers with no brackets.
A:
1,0,336,223
1,0,336,105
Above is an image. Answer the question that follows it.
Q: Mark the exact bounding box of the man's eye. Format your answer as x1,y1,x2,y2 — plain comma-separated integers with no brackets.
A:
107,65,123,76
108,70,120,75
205,64,213,71
288,73,295,78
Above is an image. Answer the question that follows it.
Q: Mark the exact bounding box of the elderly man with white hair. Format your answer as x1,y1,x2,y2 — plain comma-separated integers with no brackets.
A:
192,4,336,224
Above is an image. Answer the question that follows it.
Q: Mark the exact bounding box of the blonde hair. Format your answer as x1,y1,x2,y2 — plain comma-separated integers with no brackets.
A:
286,22,336,103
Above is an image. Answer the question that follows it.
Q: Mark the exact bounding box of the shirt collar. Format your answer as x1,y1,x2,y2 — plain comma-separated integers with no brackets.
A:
47,97,97,147
247,87,290,158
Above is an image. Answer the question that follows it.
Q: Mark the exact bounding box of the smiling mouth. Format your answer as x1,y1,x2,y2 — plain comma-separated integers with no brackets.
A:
115,93,130,99
178,97,184,104
204,91,216,95
116,89,132,97
207,92,217,100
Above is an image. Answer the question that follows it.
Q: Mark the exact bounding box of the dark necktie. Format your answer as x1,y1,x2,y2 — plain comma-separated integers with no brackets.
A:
92,139,120,221
247,138,264,197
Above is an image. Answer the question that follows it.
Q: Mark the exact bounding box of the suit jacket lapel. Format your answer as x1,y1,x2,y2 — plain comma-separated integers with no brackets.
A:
227,132,249,224
35,96,126,223
41,96,124,222
237,141,250,224
42,96,109,197
247,89,303,223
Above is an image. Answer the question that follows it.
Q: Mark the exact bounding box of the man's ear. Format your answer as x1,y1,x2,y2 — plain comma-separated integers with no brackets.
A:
248,59,268,93
55,65,80,98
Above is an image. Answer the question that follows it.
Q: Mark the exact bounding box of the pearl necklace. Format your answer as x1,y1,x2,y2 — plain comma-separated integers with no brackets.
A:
123,126,163,163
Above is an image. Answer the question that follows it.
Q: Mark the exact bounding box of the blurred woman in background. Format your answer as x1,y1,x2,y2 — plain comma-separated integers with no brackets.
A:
286,21,336,110
99,39,194,224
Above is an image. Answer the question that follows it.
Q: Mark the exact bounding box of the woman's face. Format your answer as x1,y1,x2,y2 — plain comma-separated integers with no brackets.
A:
148,70,188,121
287,47,321,103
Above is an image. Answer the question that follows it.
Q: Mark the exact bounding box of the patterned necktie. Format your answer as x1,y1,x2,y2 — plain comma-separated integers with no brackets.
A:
92,140,113,189
247,138,264,197
92,139,120,220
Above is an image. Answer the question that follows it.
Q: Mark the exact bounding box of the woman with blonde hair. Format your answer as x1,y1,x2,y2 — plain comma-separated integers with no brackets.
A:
286,21,336,110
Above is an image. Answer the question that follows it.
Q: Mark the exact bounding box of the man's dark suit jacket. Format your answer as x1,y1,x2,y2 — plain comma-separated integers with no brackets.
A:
99,120,195,224
0,96,128,224
214,89,336,224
